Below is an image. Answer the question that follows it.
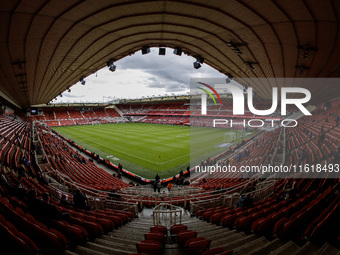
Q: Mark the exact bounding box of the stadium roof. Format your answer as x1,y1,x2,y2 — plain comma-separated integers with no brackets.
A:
1,0,340,108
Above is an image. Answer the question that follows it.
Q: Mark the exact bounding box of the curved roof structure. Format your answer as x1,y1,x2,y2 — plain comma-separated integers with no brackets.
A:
1,0,340,108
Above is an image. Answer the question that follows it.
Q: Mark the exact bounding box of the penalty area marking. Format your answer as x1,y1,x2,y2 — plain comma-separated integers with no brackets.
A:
216,143,232,148
106,155,120,161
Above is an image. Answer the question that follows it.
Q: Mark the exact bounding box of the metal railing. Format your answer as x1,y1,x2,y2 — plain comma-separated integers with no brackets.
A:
153,203,182,227
189,178,277,215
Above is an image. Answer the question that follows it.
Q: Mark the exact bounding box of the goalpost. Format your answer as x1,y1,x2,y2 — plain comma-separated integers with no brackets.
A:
223,132,236,143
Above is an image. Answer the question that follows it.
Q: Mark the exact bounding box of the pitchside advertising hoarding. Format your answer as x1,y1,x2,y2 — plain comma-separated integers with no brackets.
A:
190,78,340,179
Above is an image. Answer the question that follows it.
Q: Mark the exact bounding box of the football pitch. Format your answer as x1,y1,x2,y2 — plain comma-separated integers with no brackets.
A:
52,123,255,179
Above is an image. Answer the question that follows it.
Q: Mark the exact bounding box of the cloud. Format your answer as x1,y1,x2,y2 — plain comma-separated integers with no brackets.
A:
57,47,226,103
62,93,85,98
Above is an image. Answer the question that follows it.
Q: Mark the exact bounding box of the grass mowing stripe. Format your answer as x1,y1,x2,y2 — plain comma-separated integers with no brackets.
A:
52,123,256,179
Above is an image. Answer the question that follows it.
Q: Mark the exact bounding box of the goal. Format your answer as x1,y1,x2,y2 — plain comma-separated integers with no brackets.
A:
223,132,236,143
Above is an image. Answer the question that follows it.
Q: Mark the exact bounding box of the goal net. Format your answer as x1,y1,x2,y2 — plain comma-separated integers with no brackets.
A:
223,132,236,143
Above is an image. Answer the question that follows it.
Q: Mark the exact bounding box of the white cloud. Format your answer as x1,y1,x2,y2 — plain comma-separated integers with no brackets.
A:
58,48,225,103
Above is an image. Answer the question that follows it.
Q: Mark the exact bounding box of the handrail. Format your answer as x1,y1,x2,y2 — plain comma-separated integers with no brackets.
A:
189,178,277,215
270,128,282,165
48,181,139,214
153,203,182,226
282,127,286,166
239,172,262,194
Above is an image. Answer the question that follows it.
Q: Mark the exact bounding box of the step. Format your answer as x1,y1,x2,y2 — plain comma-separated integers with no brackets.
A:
208,229,239,242
221,234,258,251
270,240,300,255
199,227,233,240
74,246,108,255
247,238,285,255
193,226,226,235
84,242,135,255
109,231,144,241
291,242,320,255
211,231,247,248
317,243,340,255
122,225,150,232
98,235,138,246
233,236,269,255
94,238,136,251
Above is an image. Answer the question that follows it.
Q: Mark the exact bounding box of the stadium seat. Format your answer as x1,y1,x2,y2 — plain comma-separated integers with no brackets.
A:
145,232,166,246
170,224,187,235
221,214,236,228
185,237,206,247
234,215,252,231
150,225,167,235
137,240,162,255
251,217,272,236
201,247,225,255
177,230,198,246
186,238,211,255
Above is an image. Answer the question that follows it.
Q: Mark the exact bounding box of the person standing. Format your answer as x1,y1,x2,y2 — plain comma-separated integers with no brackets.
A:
167,182,173,192
157,180,162,193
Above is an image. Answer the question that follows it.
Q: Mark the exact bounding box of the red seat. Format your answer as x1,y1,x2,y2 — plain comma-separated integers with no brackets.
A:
145,232,165,246
177,230,197,246
150,225,167,235
187,238,211,255
252,217,272,235
71,216,103,238
137,240,162,255
276,218,299,240
273,217,289,237
210,212,225,225
185,237,206,246
250,211,263,221
170,224,187,235
221,215,236,228
234,215,252,231
0,222,38,255
201,247,225,255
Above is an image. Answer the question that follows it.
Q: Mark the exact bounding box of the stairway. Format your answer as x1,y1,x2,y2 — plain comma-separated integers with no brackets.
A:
62,213,340,255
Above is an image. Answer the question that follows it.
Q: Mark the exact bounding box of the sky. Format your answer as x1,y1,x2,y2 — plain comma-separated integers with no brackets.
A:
57,47,226,103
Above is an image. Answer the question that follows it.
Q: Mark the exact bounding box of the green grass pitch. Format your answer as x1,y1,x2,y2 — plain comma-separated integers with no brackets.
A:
52,123,255,179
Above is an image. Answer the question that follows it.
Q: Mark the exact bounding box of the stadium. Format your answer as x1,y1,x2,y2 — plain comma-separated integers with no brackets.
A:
0,1,339,255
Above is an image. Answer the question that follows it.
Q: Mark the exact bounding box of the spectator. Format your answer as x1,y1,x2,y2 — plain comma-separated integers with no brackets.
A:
23,157,31,166
284,181,296,200
172,175,177,185
167,182,173,192
237,195,245,207
118,163,123,173
73,190,90,210
60,194,71,206
157,180,162,193
155,174,160,182
275,192,286,203
186,166,190,177
199,178,206,185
